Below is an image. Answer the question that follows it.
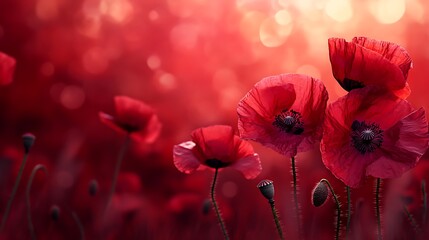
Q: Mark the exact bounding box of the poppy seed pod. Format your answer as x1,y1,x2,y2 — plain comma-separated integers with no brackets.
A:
257,179,274,201
312,181,329,207
50,205,60,222
22,133,36,154
88,179,98,196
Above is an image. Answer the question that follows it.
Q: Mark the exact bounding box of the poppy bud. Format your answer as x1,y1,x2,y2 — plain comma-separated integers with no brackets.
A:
202,198,211,215
257,179,274,201
22,133,36,154
50,205,60,222
312,181,329,207
88,179,98,196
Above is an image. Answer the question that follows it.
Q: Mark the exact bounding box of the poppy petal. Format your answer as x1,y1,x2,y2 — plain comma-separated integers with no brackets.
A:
352,37,412,80
367,108,429,178
231,153,262,179
191,125,236,162
99,112,127,135
173,141,202,174
114,96,154,130
328,38,406,92
0,52,16,85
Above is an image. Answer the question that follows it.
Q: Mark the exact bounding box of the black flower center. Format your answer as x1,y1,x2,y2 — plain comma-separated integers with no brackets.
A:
350,120,383,154
342,78,364,91
205,159,229,169
273,109,304,135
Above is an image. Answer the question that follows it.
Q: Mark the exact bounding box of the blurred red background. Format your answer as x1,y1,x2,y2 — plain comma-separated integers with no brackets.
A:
1,0,428,239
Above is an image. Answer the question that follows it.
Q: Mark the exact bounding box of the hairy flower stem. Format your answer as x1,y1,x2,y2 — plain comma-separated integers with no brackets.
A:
321,179,341,240
72,211,85,240
422,180,427,226
291,156,301,237
269,200,285,240
375,178,382,240
346,186,351,236
0,152,30,232
211,168,229,240
26,165,48,240
105,134,130,212
403,204,420,233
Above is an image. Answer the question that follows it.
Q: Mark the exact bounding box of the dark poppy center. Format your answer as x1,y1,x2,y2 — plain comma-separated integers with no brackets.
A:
120,123,140,133
205,159,229,169
350,120,383,154
273,109,304,135
342,78,364,91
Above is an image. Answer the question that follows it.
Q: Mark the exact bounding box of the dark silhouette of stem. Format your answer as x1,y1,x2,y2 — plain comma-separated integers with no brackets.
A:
0,152,30,232
72,211,85,240
291,156,301,237
321,179,341,240
403,204,420,233
269,200,285,240
375,178,382,240
26,164,48,240
211,168,229,240
105,134,130,212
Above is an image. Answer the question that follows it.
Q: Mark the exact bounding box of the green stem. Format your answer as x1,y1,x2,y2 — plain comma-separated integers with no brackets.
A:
403,204,420,233
269,200,285,240
346,186,351,236
72,211,85,240
375,178,382,240
291,156,301,237
26,164,47,240
0,152,30,232
105,135,130,212
321,179,341,240
211,168,229,240
422,180,427,226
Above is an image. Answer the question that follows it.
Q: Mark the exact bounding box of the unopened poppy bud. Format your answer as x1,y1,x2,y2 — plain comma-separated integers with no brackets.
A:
50,205,60,222
257,179,274,201
88,179,98,196
202,198,211,215
22,133,36,153
312,181,329,207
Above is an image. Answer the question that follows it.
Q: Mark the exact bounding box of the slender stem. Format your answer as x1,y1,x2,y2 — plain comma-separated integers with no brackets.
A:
105,135,130,212
26,164,48,240
375,178,382,240
321,179,341,240
0,152,30,232
269,200,285,240
402,204,420,233
346,186,351,236
422,180,427,226
211,168,229,240
72,211,85,240
291,156,301,237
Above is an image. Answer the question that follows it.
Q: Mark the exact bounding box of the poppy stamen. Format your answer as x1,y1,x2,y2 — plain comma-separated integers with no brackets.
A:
273,109,304,135
351,120,383,154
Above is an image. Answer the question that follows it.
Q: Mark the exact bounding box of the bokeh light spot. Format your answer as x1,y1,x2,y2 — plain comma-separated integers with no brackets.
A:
325,0,353,22
170,23,200,50
274,9,292,26
60,86,85,109
148,10,160,21
36,0,59,20
40,62,55,77
158,72,177,90
99,0,133,23
147,55,162,70
259,16,292,48
369,0,405,24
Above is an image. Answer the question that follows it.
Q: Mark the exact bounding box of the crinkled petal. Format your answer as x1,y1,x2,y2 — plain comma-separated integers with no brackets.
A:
367,108,429,178
238,74,328,157
191,125,236,163
352,37,412,80
231,153,262,179
173,141,202,174
0,52,16,85
328,38,406,92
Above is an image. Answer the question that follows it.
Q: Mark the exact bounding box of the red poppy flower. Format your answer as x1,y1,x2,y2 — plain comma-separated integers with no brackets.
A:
99,96,162,143
321,87,429,188
0,52,16,85
237,73,328,157
173,125,261,179
328,37,412,97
